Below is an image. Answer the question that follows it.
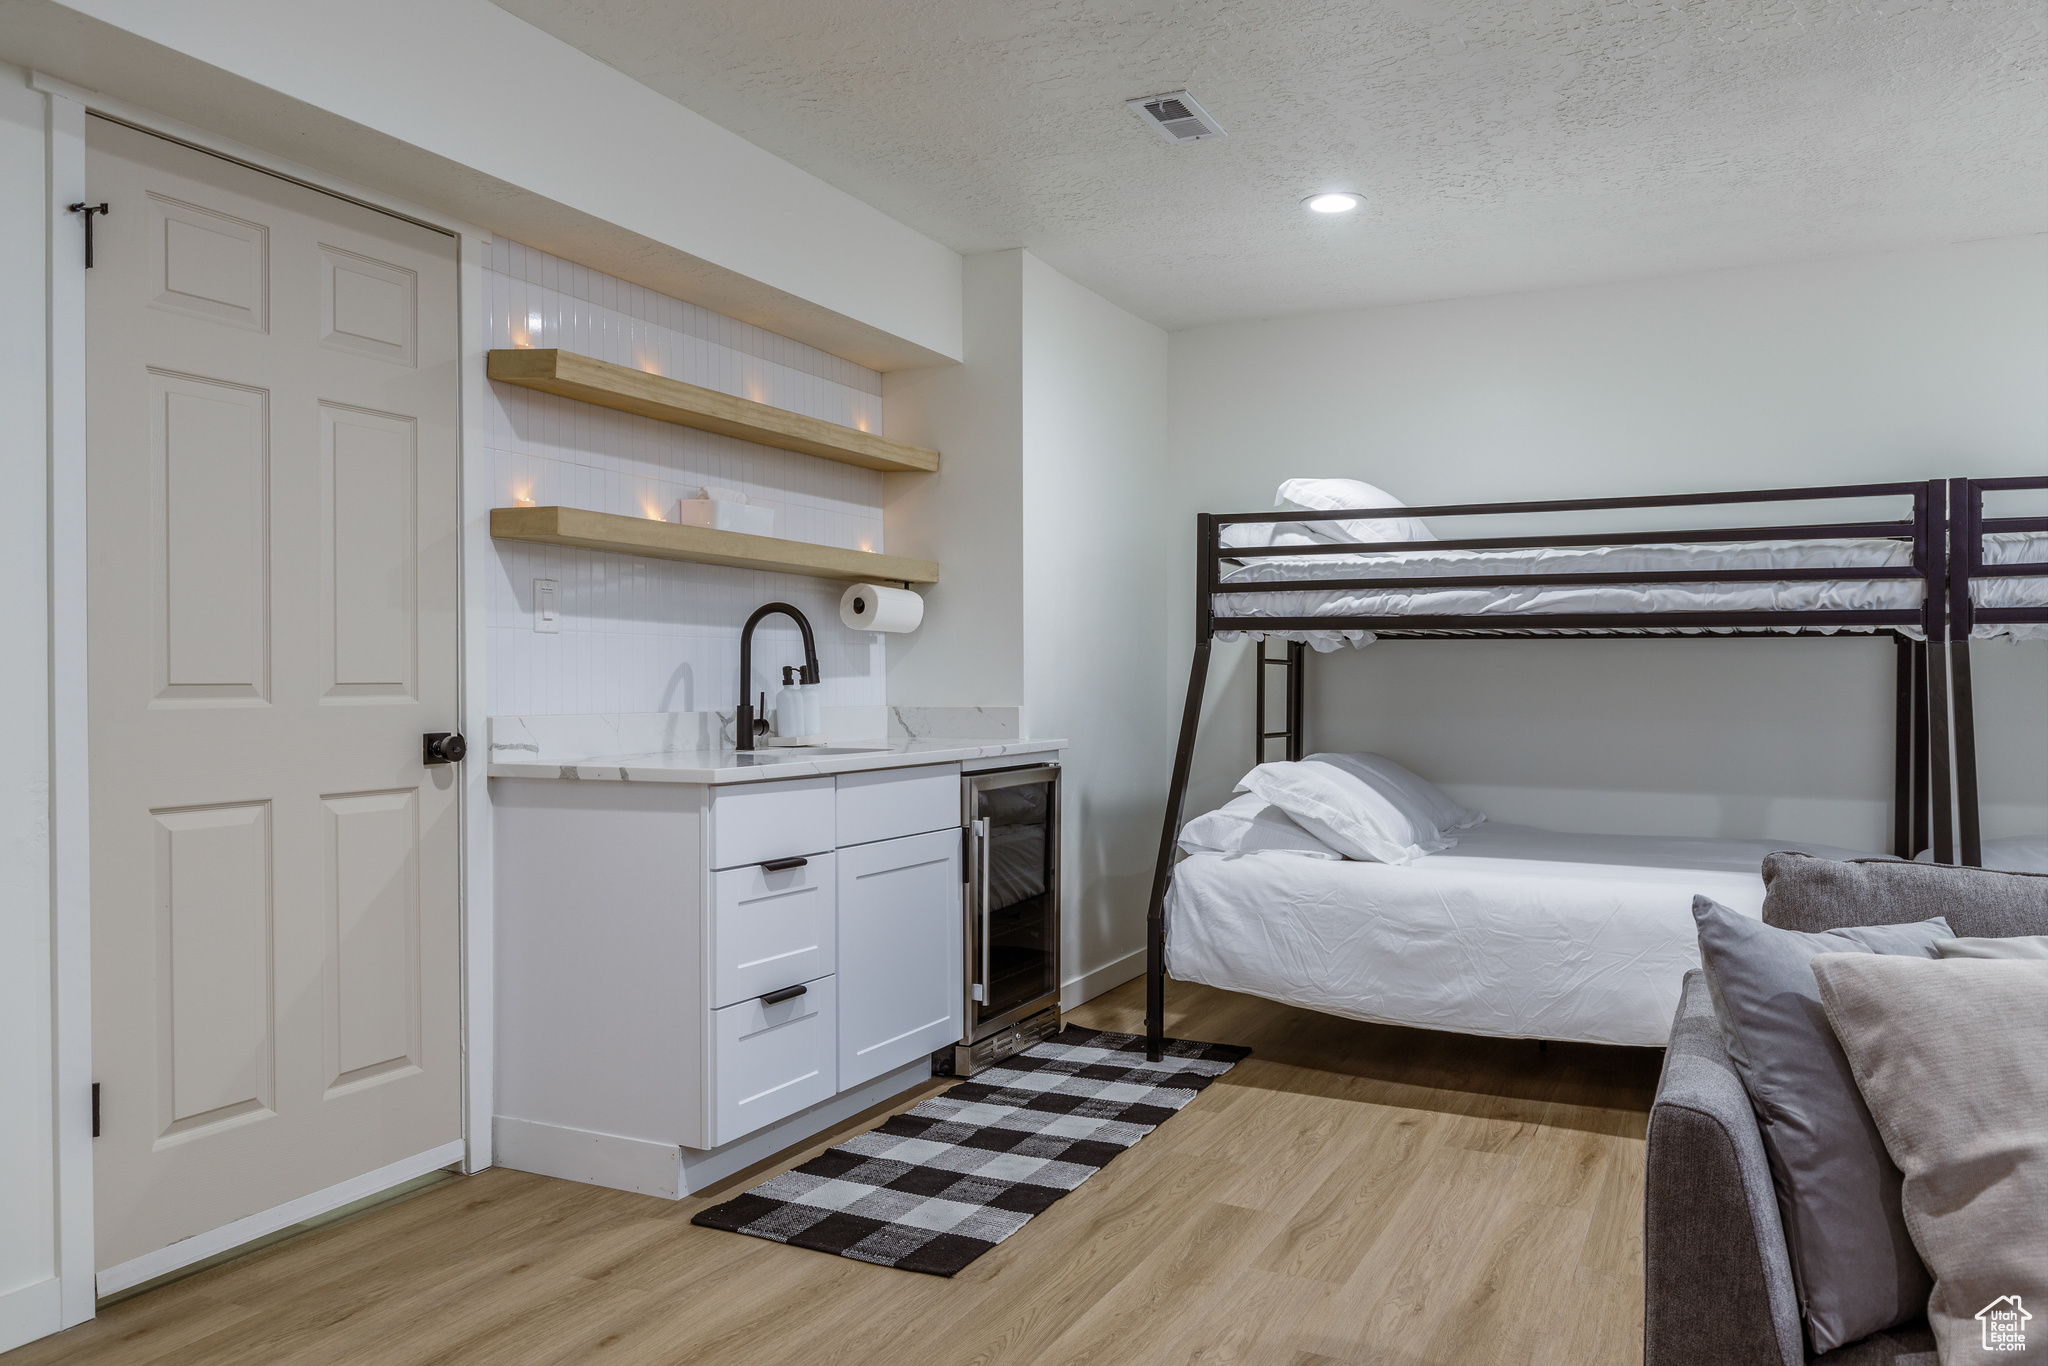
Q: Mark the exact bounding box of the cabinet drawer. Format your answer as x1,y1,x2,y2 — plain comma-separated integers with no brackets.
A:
835,763,961,848
711,854,836,1008
711,975,836,1145
710,777,835,870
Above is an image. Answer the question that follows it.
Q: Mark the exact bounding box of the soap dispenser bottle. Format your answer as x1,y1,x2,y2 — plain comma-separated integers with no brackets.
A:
800,673,822,738
773,666,804,740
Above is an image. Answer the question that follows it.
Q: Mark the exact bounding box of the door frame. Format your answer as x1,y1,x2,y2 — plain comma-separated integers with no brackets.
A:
35,70,498,1321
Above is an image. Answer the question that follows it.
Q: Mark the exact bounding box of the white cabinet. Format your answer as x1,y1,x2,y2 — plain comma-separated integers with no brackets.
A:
835,764,957,847
837,827,962,1089
496,758,989,1196
710,775,835,868
711,975,837,1145
711,855,836,1007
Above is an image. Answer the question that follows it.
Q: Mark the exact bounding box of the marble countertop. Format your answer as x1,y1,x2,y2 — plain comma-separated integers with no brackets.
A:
488,735,1065,785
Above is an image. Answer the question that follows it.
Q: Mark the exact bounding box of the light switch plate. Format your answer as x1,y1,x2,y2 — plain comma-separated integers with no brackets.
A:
533,578,560,633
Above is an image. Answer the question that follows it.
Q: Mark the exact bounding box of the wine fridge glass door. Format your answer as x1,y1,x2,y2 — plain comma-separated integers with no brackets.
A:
967,766,1060,1039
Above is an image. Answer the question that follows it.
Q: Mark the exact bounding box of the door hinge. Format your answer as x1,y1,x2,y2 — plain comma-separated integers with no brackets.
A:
91,1082,100,1138
68,201,110,269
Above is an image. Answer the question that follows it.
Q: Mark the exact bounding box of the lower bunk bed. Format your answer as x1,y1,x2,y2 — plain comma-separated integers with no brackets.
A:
1167,821,1869,1048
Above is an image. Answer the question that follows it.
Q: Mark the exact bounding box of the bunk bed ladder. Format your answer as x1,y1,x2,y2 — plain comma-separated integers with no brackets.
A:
1255,638,1307,762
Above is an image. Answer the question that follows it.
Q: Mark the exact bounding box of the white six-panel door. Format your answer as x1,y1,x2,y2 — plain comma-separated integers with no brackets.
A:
84,116,463,1276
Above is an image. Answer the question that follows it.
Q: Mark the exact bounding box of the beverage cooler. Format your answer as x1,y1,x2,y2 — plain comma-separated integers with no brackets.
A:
945,763,1061,1075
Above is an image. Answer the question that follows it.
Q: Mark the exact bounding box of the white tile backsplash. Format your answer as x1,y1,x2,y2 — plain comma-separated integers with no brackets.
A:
483,239,889,717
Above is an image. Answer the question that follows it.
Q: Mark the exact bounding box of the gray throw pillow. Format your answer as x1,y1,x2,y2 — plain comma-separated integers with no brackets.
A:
1762,851,2048,938
1812,955,2048,1365
1936,934,2048,960
1690,895,1949,1354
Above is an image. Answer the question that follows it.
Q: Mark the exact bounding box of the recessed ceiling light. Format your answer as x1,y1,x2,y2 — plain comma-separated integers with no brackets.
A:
1305,192,1361,214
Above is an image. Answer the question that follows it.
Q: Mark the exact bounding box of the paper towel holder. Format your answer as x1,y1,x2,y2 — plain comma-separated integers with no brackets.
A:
840,580,925,635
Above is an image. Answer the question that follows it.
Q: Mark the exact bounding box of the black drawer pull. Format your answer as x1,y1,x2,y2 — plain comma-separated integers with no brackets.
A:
759,984,807,1006
759,856,808,872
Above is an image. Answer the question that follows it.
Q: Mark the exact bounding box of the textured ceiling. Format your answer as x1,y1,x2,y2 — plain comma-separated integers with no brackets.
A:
491,0,2048,332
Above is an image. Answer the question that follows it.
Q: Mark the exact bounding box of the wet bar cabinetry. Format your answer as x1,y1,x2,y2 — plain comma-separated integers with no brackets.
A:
492,763,964,1198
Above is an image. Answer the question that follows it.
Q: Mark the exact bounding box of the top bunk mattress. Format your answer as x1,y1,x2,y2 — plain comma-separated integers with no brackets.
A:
1213,531,2048,649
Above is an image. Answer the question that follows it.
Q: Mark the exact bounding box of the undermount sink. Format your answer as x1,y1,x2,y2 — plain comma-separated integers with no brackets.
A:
745,741,888,753
774,744,892,755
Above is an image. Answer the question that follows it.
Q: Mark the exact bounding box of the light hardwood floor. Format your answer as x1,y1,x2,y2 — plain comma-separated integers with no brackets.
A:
8,979,1660,1366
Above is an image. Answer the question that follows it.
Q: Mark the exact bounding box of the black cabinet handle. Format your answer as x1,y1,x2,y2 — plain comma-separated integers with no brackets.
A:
759,856,808,872
759,984,807,1006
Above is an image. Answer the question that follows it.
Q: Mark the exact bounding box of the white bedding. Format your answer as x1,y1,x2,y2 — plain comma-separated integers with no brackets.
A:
1213,531,2048,650
1973,534,2048,643
1164,822,1874,1047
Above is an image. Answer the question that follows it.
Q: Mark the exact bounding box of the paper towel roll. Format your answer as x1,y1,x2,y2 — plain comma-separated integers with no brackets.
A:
841,582,924,633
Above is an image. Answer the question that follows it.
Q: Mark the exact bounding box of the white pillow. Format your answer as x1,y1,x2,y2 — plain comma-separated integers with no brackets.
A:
1235,759,1454,865
1177,793,1344,860
1308,752,1484,833
1217,521,1333,551
1276,477,1435,545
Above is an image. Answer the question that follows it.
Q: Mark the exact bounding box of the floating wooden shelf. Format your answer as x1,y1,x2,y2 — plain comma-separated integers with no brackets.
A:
491,506,940,585
487,348,939,475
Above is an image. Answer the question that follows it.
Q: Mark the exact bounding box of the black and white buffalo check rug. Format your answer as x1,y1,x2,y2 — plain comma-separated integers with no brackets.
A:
690,1026,1249,1276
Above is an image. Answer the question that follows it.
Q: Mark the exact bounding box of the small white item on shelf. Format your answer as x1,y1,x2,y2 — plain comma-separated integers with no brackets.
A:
675,492,775,537
840,582,924,633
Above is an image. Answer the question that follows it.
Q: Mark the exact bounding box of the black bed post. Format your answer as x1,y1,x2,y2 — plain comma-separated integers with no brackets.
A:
1947,478,1983,866
1146,513,1219,1061
1911,640,1932,859
1924,481,1956,864
1892,634,1915,858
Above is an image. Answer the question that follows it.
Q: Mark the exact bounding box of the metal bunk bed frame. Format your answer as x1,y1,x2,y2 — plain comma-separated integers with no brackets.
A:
1144,480,1951,1060
1946,475,2048,869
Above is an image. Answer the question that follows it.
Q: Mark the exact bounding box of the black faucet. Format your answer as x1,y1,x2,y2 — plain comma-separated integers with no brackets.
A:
736,602,820,750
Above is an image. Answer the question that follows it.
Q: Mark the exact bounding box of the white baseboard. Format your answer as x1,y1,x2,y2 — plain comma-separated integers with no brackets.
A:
0,1278,62,1355
1062,947,1143,1011
495,1060,931,1200
94,1139,466,1299
494,1116,683,1199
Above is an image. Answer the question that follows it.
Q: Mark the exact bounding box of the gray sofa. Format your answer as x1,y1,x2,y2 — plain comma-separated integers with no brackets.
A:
1644,970,1936,1366
1645,854,2048,1364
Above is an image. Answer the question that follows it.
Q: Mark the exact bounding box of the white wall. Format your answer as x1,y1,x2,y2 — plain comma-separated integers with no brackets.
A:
481,239,890,718
1017,254,1172,997
885,250,1171,998
882,252,1027,708
0,62,60,1355
1168,236,2048,850
0,0,962,368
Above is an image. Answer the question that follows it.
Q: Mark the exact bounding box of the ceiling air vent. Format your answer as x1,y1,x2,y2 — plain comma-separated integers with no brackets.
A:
1127,90,1227,143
